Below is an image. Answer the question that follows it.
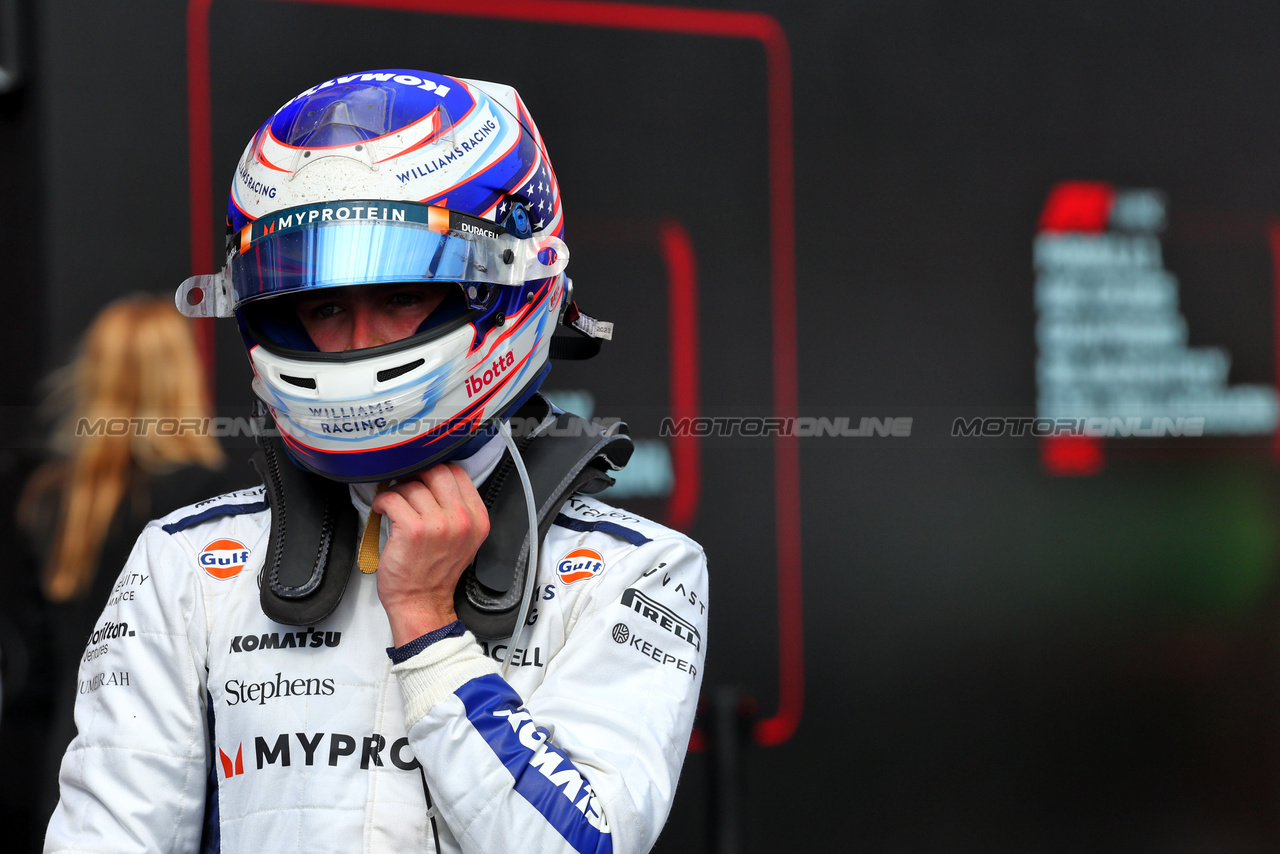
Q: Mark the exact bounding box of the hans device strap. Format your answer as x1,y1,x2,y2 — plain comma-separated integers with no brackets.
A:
249,395,631,634
456,395,633,639
251,411,359,626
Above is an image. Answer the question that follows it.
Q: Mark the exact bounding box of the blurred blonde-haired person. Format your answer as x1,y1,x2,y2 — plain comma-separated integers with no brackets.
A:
18,294,253,839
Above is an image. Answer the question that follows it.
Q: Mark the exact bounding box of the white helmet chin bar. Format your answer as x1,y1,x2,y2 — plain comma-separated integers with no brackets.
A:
175,200,568,318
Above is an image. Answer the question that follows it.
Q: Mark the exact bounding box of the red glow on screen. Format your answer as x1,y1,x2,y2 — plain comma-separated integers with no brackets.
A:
1039,181,1115,233
1041,435,1104,476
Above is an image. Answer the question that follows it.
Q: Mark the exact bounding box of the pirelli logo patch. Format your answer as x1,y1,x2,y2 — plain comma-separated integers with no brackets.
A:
620,588,701,651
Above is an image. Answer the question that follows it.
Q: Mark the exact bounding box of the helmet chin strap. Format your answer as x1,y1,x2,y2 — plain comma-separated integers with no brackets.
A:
448,430,506,480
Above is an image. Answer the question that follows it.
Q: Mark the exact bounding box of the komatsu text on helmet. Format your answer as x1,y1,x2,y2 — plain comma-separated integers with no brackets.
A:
177,69,611,483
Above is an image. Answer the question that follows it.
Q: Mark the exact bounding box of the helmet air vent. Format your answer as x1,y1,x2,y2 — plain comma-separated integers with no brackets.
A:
279,374,317,389
377,359,426,383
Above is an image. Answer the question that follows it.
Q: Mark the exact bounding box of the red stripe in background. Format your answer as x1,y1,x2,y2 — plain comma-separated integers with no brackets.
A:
187,0,217,398
659,219,701,533
189,0,801,747
1035,181,1114,477
1269,221,1280,460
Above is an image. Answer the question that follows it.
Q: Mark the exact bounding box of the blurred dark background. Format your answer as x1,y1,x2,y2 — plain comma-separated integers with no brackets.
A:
7,0,1280,851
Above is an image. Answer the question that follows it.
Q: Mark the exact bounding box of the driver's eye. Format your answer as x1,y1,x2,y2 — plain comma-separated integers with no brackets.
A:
313,302,343,319
387,290,422,307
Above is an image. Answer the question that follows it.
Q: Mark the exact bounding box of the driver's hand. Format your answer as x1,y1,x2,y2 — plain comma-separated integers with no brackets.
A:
372,463,490,646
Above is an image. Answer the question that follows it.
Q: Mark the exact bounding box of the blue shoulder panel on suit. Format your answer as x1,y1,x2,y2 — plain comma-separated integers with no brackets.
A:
551,514,651,546
162,500,269,534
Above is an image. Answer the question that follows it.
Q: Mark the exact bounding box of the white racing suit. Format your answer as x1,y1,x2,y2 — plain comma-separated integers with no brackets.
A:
44,482,707,854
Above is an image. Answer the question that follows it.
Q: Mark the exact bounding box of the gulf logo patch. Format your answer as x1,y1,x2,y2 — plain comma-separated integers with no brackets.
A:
200,539,251,580
557,548,605,584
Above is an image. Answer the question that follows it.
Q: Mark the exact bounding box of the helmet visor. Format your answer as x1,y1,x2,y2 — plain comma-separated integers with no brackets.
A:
177,200,567,318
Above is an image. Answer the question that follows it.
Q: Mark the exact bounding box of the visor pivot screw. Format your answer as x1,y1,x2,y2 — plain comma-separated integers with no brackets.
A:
525,290,534,302
355,144,363,151
467,285,479,300
495,313,506,327
502,249,515,264
303,151,311,158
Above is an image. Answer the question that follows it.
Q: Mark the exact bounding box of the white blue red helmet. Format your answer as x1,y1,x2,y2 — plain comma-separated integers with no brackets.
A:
177,70,573,482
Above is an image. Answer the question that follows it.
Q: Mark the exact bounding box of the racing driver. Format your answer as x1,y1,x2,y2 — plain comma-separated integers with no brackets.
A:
44,70,708,854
